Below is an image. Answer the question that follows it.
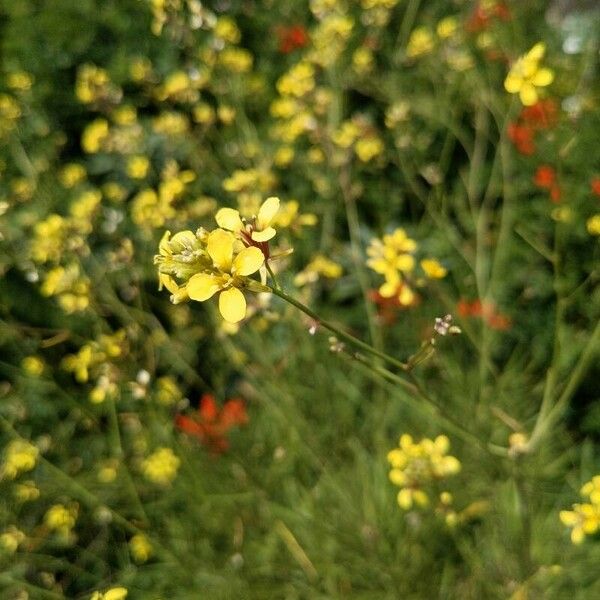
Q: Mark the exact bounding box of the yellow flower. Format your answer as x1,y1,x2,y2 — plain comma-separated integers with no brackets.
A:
22,355,45,376
586,214,600,236
90,587,128,600
59,163,87,188
407,27,434,58
186,229,264,323
14,480,40,502
560,503,600,544
216,196,280,243
294,255,343,286
437,16,458,39
7,71,33,91
129,533,153,562
142,447,180,485
504,43,554,106
2,440,39,479
581,476,600,505
45,503,78,534
126,155,150,179
0,526,25,553
354,136,384,162
82,118,109,153
420,258,447,279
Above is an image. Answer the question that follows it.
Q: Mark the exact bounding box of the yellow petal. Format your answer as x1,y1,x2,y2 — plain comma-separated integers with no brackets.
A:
389,469,407,486
216,207,244,232
519,82,538,106
532,68,554,87
159,230,172,256
397,488,413,510
396,254,415,272
559,510,578,526
218,287,246,323
251,227,276,242
527,43,545,62
504,73,522,94
257,196,280,228
104,588,129,600
159,273,179,294
187,273,221,301
571,527,585,544
207,229,234,271
233,246,264,276
379,279,398,298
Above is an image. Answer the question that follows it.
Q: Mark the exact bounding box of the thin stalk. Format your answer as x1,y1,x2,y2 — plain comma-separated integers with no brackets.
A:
269,286,408,372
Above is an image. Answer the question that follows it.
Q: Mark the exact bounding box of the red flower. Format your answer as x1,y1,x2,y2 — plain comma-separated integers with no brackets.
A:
466,1,511,32
521,99,558,130
534,165,556,189
176,393,248,453
507,122,535,155
456,299,511,331
591,177,600,197
277,25,309,54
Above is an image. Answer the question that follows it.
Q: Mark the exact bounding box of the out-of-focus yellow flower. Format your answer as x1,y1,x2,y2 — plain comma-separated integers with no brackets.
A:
214,16,241,44
1,440,39,480
45,503,78,535
388,434,461,510
420,258,447,279
586,214,600,235
216,196,280,243
14,480,40,503
152,111,189,135
142,447,180,485
272,200,317,232
504,43,554,106
112,105,137,125
103,182,127,202
90,587,128,600
82,118,109,153
59,163,87,188
155,376,182,406
193,102,216,125
277,62,315,98
130,57,152,82
0,526,25,553
97,460,119,483
126,155,150,179
560,504,600,544
273,146,295,168
22,355,45,376
436,16,458,39
217,105,236,125
219,48,253,73
7,71,34,91
186,229,265,323
407,27,435,58
332,121,360,149
354,136,384,162
361,0,398,8
352,47,375,75
129,533,153,562
294,255,343,286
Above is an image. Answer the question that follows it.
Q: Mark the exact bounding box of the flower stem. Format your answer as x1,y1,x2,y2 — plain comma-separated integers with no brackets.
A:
269,286,408,371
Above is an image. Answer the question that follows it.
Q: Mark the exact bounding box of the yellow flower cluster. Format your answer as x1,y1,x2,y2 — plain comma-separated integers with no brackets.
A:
44,503,78,537
367,228,447,306
90,587,128,600
0,93,21,138
40,263,90,313
129,533,153,562
0,526,26,553
142,447,181,485
332,119,384,163
504,43,554,106
586,215,600,236
76,64,121,105
387,434,461,510
294,254,343,286
1,440,39,480
560,475,600,544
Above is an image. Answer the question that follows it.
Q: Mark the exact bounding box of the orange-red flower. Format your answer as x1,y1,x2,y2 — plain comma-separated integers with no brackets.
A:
591,177,600,197
507,122,535,155
466,1,511,33
176,393,248,453
277,25,309,54
533,165,561,202
457,299,511,331
521,99,558,129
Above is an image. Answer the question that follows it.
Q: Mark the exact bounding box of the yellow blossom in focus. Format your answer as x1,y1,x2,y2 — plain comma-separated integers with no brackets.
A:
142,447,181,485
1,440,39,479
126,155,150,179
586,214,600,236
560,503,600,544
22,355,45,376
294,255,343,286
407,27,435,58
90,587,128,600
216,196,280,243
186,229,265,323
420,258,447,279
504,43,554,106
129,533,153,562
59,163,87,188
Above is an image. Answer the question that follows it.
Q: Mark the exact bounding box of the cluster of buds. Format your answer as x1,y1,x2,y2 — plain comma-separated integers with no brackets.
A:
560,476,600,544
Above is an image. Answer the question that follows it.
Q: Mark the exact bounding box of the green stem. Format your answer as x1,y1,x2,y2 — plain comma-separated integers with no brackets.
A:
265,261,279,290
270,286,408,372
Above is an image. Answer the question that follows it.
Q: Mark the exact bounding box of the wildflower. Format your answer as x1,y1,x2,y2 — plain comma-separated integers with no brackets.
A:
217,105,236,125
457,299,512,331
521,99,558,129
7,71,34,91
1,440,39,479
14,480,40,502
129,533,153,562
59,163,87,188
82,118,109,153
141,447,180,485
560,504,600,544
216,196,280,245
504,43,554,106
126,155,150,179
436,17,458,39
97,460,119,483
90,588,128,600
420,258,447,279
176,393,248,453
186,229,264,323
591,177,600,197
155,376,183,406
277,24,309,53
406,27,435,58
507,122,535,155
354,136,384,162
22,355,45,376
294,255,343,286
533,165,560,202
45,503,78,536
0,526,25,553
277,62,315,97
214,16,241,44
193,102,216,125
387,434,461,510
352,47,375,75
587,215,600,236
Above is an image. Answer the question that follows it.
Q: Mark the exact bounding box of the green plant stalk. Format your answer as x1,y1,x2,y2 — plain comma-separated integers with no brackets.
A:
269,286,408,372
